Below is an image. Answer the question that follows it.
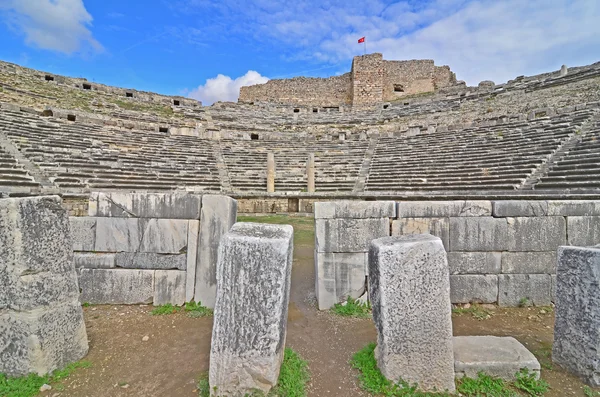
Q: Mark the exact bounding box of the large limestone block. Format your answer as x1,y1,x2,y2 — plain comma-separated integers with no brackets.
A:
492,201,548,217
114,252,187,270
209,223,293,396
450,275,498,304
450,217,508,251
392,217,449,251
447,252,501,274
315,200,396,219
315,218,389,253
498,274,552,307
186,220,199,302
368,235,455,393
69,217,96,251
195,195,237,308
501,252,556,274
0,301,89,377
92,192,202,219
568,216,600,246
154,270,186,306
315,252,367,310
553,246,600,386
547,200,600,216
397,201,491,218
74,253,115,269
94,218,188,253
506,217,565,252
79,269,155,304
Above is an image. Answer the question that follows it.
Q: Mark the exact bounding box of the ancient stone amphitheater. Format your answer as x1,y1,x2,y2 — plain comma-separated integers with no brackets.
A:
0,56,599,215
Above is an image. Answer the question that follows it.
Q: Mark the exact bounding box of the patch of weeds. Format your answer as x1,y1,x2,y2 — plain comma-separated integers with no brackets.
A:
0,361,91,397
332,297,371,318
532,342,553,370
514,368,549,396
82,302,91,307
519,298,532,308
185,301,213,318
584,386,600,397
150,303,180,315
197,373,210,396
452,304,493,320
456,372,519,397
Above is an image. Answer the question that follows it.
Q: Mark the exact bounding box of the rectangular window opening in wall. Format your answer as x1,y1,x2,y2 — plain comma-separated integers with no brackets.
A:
159,127,169,133
293,108,300,113
324,106,340,112
404,102,409,106
251,133,259,140
383,104,389,109
313,108,318,113
44,75,54,81
126,92,133,98
288,198,299,213
394,84,404,92
82,83,92,90
67,114,76,122
173,100,180,106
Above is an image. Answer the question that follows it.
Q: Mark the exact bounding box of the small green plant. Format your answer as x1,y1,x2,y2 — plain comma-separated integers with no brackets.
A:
151,303,180,315
82,302,91,307
584,385,600,397
518,297,532,307
331,297,371,318
452,304,493,320
0,361,91,397
514,368,549,396
456,372,518,397
532,342,553,370
185,301,213,318
197,373,210,396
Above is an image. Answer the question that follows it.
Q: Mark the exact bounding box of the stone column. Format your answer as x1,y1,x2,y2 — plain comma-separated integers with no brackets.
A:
368,234,455,393
553,245,600,386
209,223,294,395
307,153,315,193
267,152,275,193
560,65,568,77
0,196,89,376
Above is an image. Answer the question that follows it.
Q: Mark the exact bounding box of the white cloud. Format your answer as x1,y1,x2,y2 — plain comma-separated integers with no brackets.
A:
188,71,269,105
0,0,102,54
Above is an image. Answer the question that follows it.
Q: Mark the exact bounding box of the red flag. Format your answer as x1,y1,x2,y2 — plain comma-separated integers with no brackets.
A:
358,37,365,44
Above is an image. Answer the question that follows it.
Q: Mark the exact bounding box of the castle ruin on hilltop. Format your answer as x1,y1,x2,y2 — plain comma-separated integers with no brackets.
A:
238,53,456,109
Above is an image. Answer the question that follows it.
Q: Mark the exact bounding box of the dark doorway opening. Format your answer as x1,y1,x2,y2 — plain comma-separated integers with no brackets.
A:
173,100,180,106
293,108,300,113
82,83,92,90
67,114,76,122
126,92,134,98
313,108,318,113
251,133,259,140
394,84,404,92
44,75,54,81
42,110,53,117
159,127,169,133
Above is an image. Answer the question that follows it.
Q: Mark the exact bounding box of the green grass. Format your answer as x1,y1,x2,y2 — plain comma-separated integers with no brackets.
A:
457,373,518,397
185,301,214,318
531,342,553,370
332,297,371,318
150,303,180,315
237,215,314,246
452,304,493,320
518,298,532,308
513,369,549,396
584,386,600,397
0,361,91,397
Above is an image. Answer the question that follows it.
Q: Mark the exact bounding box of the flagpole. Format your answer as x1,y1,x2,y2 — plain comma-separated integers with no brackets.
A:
364,38,366,55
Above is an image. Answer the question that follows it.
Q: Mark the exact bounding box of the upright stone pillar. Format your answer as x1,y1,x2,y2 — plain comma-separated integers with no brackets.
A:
369,234,455,392
267,152,275,193
307,153,315,193
209,223,294,395
560,65,568,77
0,196,88,376
553,246,600,386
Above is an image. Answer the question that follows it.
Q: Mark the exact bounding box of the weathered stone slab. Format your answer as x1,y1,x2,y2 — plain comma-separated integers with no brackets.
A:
506,217,565,252
368,235,455,393
392,217,449,251
568,216,600,246
315,252,367,310
195,195,237,308
447,252,501,274
69,217,96,251
314,200,396,219
94,218,188,253
454,336,540,380
553,246,600,386
186,220,199,302
315,218,389,253
498,274,552,307
450,217,508,251
0,301,89,377
154,270,186,306
94,218,140,252
140,219,189,254
92,192,202,219
547,200,600,216
398,201,491,218
493,201,548,217
74,253,115,269
79,269,154,304
115,252,186,270
450,275,498,304
209,223,293,395
501,252,556,274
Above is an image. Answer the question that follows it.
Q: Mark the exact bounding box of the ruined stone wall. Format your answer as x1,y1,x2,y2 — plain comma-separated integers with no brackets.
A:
351,53,386,109
382,60,457,100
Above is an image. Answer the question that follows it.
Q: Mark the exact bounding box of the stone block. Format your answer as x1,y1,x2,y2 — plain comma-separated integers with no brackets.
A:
140,219,189,254
154,270,186,306
93,192,202,219
115,252,187,270
209,223,293,395
398,201,491,218
449,217,508,251
447,252,501,274
568,216,600,246
392,217,449,251
506,217,565,251
74,253,115,269
186,220,199,302
314,200,396,219
79,269,154,304
454,336,540,381
0,301,89,377
195,195,237,308
368,235,455,393
501,252,556,274
450,275,498,304
94,218,140,252
493,201,548,217
547,200,600,216
94,218,188,253
498,274,552,307
69,217,96,251
315,218,389,253
553,246,600,386
315,252,367,310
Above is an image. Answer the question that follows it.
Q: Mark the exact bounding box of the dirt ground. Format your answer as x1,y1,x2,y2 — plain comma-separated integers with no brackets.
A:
47,215,595,397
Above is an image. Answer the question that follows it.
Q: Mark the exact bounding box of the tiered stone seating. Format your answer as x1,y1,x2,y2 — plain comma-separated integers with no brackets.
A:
0,146,38,191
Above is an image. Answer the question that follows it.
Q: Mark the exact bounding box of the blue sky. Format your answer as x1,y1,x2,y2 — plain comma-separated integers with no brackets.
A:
0,0,599,105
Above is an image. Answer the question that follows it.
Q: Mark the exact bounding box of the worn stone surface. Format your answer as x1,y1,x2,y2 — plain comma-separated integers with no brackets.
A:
315,252,367,310
94,218,188,253
195,195,237,308
186,220,199,302
69,217,96,251
498,274,552,306
315,200,396,219
506,217,565,252
315,217,389,253
397,201,492,218
547,201,600,216
74,253,116,269
447,252,501,274
392,217,449,251
209,223,293,395
368,235,455,393
553,246,600,386
501,252,556,274
450,275,498,304
454,336,540,381
114,252,187,270
567,216,600,246
154,270,186,306
78,269,154,304
92,192,202,219
493,201,548,217
450,217,508,251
